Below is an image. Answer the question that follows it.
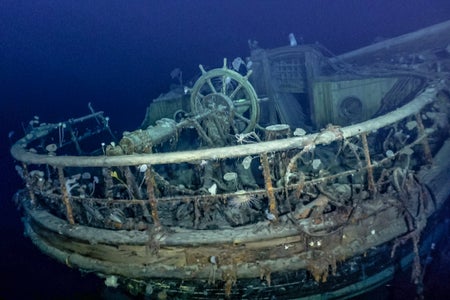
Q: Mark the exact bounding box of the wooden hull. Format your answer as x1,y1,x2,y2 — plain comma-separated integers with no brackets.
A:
20,141,450,298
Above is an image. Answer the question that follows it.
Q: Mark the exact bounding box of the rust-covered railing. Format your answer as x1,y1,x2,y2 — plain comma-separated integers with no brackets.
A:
10,86,444,231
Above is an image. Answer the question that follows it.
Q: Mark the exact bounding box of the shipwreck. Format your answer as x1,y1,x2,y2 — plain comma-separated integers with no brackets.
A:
10,20,450,299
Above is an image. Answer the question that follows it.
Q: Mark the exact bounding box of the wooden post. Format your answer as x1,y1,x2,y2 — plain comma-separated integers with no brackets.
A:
57,167,75,225
102,167,114,199
65,123,83,155
124,166,142,199
360,132,376,195
260,153,278,220
22,163,36,206
145,166,161,227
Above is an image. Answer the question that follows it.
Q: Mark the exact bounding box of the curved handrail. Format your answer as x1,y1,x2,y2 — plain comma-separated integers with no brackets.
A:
11,87,436,168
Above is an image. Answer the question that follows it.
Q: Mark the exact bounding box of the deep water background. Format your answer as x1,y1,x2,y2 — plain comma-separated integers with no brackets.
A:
1,0,450,298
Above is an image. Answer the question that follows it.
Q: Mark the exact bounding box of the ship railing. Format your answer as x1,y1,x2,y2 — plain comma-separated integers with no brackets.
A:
10,85,446,230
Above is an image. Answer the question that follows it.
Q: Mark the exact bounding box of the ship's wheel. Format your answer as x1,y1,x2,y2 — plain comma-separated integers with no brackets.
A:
190,58,260,134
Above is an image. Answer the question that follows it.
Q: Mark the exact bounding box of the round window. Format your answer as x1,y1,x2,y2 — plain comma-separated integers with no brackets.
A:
339,96,363,123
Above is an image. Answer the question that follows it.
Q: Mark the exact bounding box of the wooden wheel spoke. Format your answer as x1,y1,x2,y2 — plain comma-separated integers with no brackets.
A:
234,112,251,124
229,83,243,99
221,76,227,94
195,94,206,110
206,79,217,94
234,99,251,107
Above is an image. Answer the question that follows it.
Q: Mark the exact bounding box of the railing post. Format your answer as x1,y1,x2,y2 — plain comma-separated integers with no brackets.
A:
145,166,161,227
361,132,377,196
260,153,278,220
22,163,36,206
57,167,75,225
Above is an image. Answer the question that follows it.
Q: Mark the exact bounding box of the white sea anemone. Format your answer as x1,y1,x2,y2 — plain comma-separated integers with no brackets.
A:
138,164,148,173
228,190,258,209
104,275,119,288
223,172,239,191
293,128,306,136
264,209,276,221
312,159,322,170
232,57,244,71
385,150,395,158
288,33,297,46
209,255,218,265
242,156,253,170
208,183,217,195
45,143,58,153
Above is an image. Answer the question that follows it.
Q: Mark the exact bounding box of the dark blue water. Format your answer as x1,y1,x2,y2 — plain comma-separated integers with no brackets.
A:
1,1,450,298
